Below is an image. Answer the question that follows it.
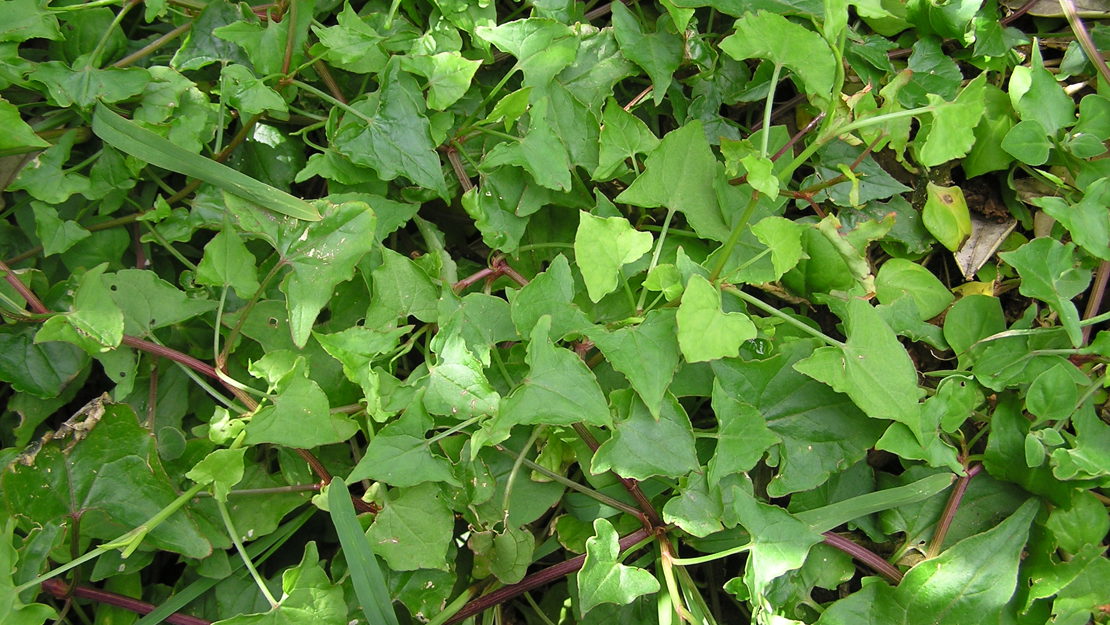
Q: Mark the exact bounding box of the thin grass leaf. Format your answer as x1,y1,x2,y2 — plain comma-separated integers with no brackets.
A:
796,472,955,532
328,480,399,625
134,507,315,625
91,103,321,221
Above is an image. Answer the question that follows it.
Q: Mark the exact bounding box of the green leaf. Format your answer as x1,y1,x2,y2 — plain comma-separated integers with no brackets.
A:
30,63,149,109
719,11,836,103
366,483,453,571
425,334,500,419
330,59,447,196
714,341,885,496
0,0,60,43
219,64,287,118
212,0,313,78
732,486,823,600
942,294,1006,368
1036,177,1110,261
36,263,124,353
1050,406,1110,481
509,254,592,340
0,519,56,625
186,448,246,502
818,499,1038,625
366,247,441,327
616,121,730,241
610,2,683,105
92,104,320,221
469,525,535,584
1010,45,1075,136
916,74,987,167
474,18,578,88
31,202,89,256
574,211,653,302
310,2,387,74
1025,362,1078,423
482,97,572,191
8,130,90,204
1001,119,1051,165
0,325,87,398
676,274,756,363
401,52,481,110
496,316,612,429
327,486,398,625
921,182,972,252
196,227,261,297
587,309,681,418
999,238,1092,347
0,96,47,150
276,201,377,346
2,401,212,558
347,432,459,488
964,84,1016,177
594,97,659,180
592,390,700,480
577,518,660,616
215,542,348,625
794,298,925,436
875,258,954,320
708,379,781,486
245,356,358,447
101,269,216,336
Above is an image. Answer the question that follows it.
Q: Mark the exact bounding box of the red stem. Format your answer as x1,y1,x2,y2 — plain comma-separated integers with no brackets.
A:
822,532,903,584
445,528,652,624
927,464,981,558
40,579,211,625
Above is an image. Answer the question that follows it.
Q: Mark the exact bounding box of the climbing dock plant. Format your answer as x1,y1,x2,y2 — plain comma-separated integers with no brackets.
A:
0,0,1108,624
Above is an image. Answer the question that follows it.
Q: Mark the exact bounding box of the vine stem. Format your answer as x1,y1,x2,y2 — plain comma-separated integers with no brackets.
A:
444,528,653,624
721,285,845,348
40,579,210,625
927,464,982,558
822,532,903,584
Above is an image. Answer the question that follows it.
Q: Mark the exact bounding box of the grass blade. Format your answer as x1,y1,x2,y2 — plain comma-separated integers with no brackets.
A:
796,472,956,532
328,480,399,625
92,103,321,221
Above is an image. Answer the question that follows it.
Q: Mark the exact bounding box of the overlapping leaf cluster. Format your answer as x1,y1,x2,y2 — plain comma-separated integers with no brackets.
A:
0,0,1108,624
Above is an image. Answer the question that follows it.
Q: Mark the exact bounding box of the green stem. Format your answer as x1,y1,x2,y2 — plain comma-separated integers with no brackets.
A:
426,415,484,446
501,426,545,514
721,285,845,347
216,495,279,607
636,207,675,312
708,191,761,282
290,79,372,123
668,541,752,566
493,446,644,518
86,0,136,68
760,64,783,158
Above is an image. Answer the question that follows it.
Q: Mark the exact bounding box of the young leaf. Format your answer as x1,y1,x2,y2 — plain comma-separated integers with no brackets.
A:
577,518,660,616
474,18,578,87
587,309,681,418
676,274,756,362
592,390,700,480
400,52,481,110
195,227,261,298
366,483,453,571
875,258,954,320
331,59,447,196
794,298,925,437
0,96,48,150
616,121,730,242
610,2,683,105
708,379,781,486
424,334,500,420
496,316,612,429
719,11,836,102
1035,177,1110,261
574,211,653,302
508,254,592,340
999,238,1092,347
916,73,987,167
0,519,56,625
185,448,246,502
594,97,659,180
